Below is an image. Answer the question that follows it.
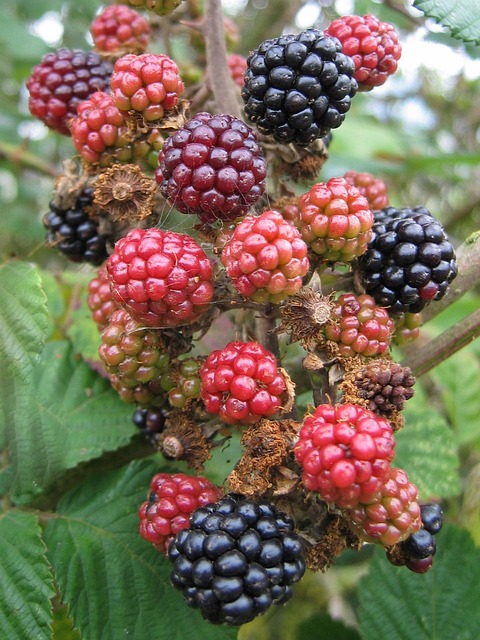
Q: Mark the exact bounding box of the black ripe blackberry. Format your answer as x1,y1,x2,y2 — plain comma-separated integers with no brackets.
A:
358,206,457,313
420,503,443,535
132,406,166,440
168,494,306,626
43,187,108,265
242,29,357,146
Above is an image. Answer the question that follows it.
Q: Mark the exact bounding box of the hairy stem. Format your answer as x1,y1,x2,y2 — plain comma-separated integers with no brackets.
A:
402,307,480,377
204,0,242,119
0,139,59,177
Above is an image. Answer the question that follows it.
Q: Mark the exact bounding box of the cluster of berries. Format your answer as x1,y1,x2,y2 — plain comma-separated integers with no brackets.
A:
30,5,457,629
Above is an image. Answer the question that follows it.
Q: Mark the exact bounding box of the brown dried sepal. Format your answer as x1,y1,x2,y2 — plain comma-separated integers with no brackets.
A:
385,542,409,567
279,367,296,416
50,159,90,212
279,138,329,182
227,419,301,497
157,411,211,473
303,512,363,572
94,164,156,222
277,289,335,350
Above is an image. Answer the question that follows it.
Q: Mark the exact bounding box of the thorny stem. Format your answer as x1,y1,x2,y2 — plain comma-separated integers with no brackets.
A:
402,307,480,378
203,0,243,119
0,139,59,177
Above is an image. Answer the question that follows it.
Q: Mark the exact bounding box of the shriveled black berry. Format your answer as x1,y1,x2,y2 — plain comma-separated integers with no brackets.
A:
420,503,443,535
43,187,108,265
358,206,457,313
168,494,306,626
242,28,357,145
132,406,166,440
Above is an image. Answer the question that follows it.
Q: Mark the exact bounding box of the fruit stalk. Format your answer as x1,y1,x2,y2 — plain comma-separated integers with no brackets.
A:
204,0,243,119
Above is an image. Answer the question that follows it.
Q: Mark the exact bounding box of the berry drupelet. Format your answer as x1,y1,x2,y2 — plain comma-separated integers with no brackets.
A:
156,112,267,224
358,206,458,314
294,403,396,508
294,177,374,262
27,48,113,135
43,186,108,265
242,28,358,145
325,14,402,90
139,473,222,555
168,494,306,625
221,209,310,304
199,341,287,425
87,263,119,331
343,170,389,210
106,227,214,328
90,5,150,55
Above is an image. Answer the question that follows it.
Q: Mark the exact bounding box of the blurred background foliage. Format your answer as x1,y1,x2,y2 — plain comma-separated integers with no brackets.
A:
1,2,480,639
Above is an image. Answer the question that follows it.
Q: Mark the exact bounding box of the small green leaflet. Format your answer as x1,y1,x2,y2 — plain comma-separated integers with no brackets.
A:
0,511,55,640
414,0,480,45
44,460,238,640
359,524,480,640
6,340,136,504
394,406,460,500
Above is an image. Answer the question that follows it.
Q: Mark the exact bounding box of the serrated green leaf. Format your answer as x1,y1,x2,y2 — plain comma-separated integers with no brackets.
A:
44,460,237,640
414,0,480,45
66,286,103,364
0,260,49,382
431,352,480,445
0,510,55,640
6,341,136,504
359,524,480,640
394,406,460,500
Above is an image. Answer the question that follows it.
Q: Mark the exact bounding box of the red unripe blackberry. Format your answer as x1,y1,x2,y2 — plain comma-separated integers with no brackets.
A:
295,177,373,262
199,341,287,425
155,112,267,224
91,5,150,55
325,15,401,90
43,186,108,265
221,210,310,304
26,48,113,135
120,0,183,17
98,308,171,406
242,28,358,145
106,227,214,328
359,207,458,314
110,53,184,122
169,494,306,625
294,403,395,508
227,53,247,88
343,170,389,210
349,467,422,547
87,263,119,331
324,292,395,357
139,473,222,555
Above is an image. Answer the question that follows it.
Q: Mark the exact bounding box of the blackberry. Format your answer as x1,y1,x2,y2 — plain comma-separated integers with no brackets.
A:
168,494,306,626
43,186,108,265
241,29,357,145
352,362,415,415
27,48,112,135
420,503,443,535
358,206,457,313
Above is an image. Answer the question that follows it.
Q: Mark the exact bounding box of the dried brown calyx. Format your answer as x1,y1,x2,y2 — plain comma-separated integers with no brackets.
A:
227,419,301,497
94,163,156,222
277,289,334,350
303,512,362,571
157,411,212,473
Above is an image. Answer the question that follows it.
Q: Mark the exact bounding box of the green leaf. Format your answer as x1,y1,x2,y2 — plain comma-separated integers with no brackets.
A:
414,0,480,45
6,341,136,504
0,260,49,382
394,406,460,500
44,460,237,640
359,524,480,640
66,285,103,364
431,352,480,445
0,510,55,640
296,613,360,640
